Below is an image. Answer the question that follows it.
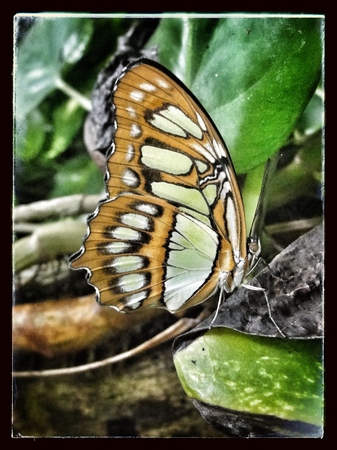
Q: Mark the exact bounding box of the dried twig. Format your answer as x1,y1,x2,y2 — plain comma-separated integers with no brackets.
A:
13,316,201,377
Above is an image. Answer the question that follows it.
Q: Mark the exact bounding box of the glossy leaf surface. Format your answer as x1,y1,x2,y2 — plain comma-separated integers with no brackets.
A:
174,328,323,426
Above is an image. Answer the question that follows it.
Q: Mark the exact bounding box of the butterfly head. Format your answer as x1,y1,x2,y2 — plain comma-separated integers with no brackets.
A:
246,236,261,274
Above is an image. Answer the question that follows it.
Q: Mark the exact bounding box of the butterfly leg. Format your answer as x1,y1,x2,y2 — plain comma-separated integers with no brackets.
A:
208,284,226,329
242,282,286,337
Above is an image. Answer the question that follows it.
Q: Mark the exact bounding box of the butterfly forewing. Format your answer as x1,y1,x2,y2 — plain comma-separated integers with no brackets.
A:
70,59,250,313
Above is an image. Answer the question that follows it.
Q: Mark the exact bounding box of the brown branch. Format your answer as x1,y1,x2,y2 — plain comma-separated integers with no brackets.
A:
13,294,166,357
13,317,200,378
14,219,87,272
13,194,102,223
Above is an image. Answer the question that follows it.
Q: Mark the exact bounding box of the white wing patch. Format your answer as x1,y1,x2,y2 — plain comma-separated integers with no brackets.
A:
159,105,203,139
148,113,187,137
141,145,193,175
164,213,218,311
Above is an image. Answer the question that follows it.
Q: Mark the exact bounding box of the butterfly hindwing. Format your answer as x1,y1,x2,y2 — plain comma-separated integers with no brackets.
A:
70,59,251,313
72,193,221,312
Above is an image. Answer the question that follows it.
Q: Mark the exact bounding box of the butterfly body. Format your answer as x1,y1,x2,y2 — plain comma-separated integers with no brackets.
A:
70,59,259,314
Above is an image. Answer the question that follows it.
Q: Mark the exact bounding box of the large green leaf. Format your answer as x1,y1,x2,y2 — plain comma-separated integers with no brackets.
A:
174,328,323,427
15,17,93,118
150,17,323,173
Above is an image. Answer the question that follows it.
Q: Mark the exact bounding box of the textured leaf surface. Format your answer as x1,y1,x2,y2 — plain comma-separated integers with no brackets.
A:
174,328,323,426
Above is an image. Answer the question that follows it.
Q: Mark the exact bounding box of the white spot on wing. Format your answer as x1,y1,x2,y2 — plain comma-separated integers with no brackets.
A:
212,137,226,159
126,106,137,119
196,111,207,131
130,90,145,102
118,273,147,293
103,242,131,254
135,203,159,216
124,291,147,309
121,213,151,231
110,255,144,273
111,227,142,241
122,168,140,188
139,82,157,92
125,144,135,162
155,76,170,90
204,142,217,159
130,123,142,138
191,142,216,163
222,181,231,196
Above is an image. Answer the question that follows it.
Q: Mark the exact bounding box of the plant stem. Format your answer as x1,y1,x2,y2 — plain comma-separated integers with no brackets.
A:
55,77,92,111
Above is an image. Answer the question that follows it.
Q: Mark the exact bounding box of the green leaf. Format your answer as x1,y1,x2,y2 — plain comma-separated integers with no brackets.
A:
151,18,323,174
16,99,86,164
267,131,322,210
149,18,218,87
15,110,48,162
15,17,93,118
147,18,183,75
174,328,323,426
51,155,104,197
45,98,86,160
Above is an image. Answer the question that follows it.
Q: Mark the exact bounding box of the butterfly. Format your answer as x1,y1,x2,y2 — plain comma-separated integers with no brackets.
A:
69,58,261,315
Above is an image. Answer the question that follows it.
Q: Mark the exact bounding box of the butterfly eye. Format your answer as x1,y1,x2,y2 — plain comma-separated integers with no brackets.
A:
70,58,255,314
